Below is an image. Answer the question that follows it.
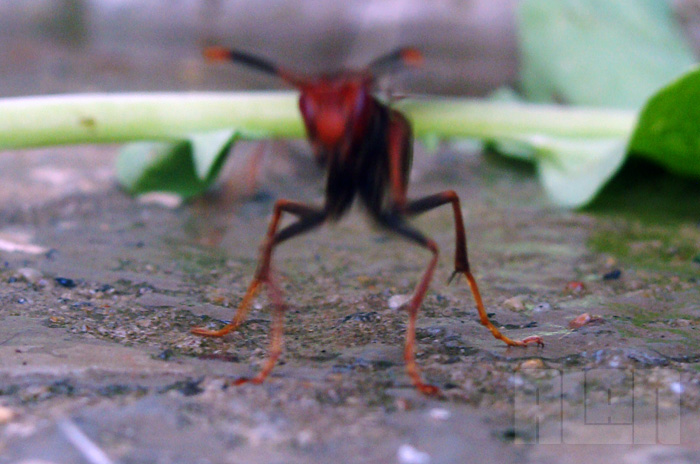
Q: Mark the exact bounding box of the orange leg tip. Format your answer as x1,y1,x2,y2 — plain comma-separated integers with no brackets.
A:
203,46,230,61
190,327,226,337
233,376,267,386
416,383,442,396
233,377,250,386
521,335,545,347
400,48,424,67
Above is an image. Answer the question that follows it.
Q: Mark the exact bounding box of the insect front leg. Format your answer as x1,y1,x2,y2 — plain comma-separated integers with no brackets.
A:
192,199,327,385
405,191,544,347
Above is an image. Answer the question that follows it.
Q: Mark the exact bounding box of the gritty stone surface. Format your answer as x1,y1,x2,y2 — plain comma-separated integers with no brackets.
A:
1,1,700,462
0,143,698,464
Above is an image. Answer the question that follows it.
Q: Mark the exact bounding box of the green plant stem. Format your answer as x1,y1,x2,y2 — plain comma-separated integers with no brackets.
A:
0,91,637,150
0,92,302,150
400,99,636,140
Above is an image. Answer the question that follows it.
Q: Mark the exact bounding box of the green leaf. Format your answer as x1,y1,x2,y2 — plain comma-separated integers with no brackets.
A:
531,137,627,207
518,0,696,109
495,65,700,207
188,129,238,180
116,130,238,199
490,134,626,207
499,0,699,207
629,66,700,178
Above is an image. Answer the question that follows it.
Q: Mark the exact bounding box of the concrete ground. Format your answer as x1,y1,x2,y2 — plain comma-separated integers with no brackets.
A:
1,2,700,463
0,142,699,464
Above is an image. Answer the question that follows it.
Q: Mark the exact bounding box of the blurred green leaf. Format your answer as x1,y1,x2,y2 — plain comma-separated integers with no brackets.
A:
492,135,627,207
630,66,700,178
495,0,700,208
531,137,627,207
116,130,238,199
518,0,696,108
188,129,238,180
517,66,700,207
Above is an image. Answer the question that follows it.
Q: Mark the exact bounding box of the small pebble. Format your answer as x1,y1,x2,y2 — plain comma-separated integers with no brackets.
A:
395,398,413,412
570,313,592,328
389,294,410,310
296,429,315,448
670,319,692,327
3,422,36,439
669,382,684,395
503,296,525,312
137,192,182,209
157,349,175,361
0,236,47,254
428,408,451,421
397,444,431,464
55,277,77,288
519,358,545,369
603,269,622,280
16,267,42,284
532,302,551,312
96,284,114,293
565,281,586,293
160,378,204,396
0,405,16,424
342,311,379,323
569,313,603,329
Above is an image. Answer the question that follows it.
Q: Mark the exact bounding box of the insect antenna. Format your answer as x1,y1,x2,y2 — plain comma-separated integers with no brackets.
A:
368,47,423,78
203,46,305,87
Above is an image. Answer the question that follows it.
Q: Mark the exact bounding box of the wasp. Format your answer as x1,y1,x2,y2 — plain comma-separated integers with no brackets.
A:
193,47,543,395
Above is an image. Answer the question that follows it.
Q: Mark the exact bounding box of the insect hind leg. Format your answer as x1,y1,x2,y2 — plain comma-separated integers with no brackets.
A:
405,191,543,348
375,212,441,396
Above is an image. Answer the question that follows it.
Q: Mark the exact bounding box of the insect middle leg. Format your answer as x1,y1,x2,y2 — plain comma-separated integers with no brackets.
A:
405,190,544,347
192,199,327,384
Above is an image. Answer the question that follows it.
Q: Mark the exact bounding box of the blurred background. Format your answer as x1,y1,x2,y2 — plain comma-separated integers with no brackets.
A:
2,0,699,98
2,0,700,213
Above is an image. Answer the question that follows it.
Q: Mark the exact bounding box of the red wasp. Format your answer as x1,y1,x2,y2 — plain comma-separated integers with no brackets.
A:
193,46,543,395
